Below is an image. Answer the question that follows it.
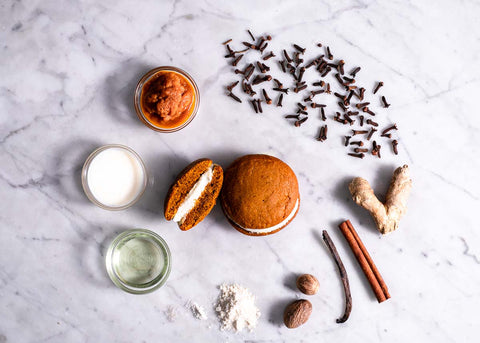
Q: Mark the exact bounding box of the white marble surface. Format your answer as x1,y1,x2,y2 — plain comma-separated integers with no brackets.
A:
1,0,479,342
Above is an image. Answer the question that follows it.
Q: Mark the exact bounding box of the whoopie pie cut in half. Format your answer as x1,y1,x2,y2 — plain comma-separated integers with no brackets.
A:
164,159,223,231
221,154,300,236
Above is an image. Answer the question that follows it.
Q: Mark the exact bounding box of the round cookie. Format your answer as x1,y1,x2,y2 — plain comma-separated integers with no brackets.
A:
164,159,223,231
221,154,300,236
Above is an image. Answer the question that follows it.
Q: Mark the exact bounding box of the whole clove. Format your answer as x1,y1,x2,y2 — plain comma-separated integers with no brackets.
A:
320,107,327,121
311,89,325,96
325,83,331,94
312,81,325,87
226,81,239,91
344,136,351,146
262,89,272,104
357,87,365,100
277,93,284,107
297,103,307,111
350,140,364,146
326,46,333,60
263,51,275,60
252,75,272,85
228,92,242,103
355,102,370,109
381,96,391,108
247,29,255,41
305,60,317,69
222,39,232,45
366,119,378,127
273,78,283,88
259,42,268,53
294,84,308,93
321,67,332,77
338,60,345,75
354,148,369,153
381,124,398,136
294,117,308,127
250,99,258,113
256,99,263,113
232,54,244,66
334,73,345,86
359,115,364,126
293,44,306,54
296,109,308,115
373,81,384,94
334,92,346,101
244,64,255,81
311,103,326,108
273,87,289,94
348,153,365,159
242,41,256,50
317,125,328,141
352,129,368,136
338,102,348,112
392,140,398,155
279,60,286,73
362,107,376,116
350,67,361,77
285,114,300,119
283,49,292,63
367,128,377,140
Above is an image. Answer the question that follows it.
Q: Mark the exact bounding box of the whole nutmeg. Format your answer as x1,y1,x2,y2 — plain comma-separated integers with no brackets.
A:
296,274,319,295
283,299,312,329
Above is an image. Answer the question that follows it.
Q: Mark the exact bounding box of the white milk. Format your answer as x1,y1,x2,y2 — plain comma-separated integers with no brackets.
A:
86,147,145,207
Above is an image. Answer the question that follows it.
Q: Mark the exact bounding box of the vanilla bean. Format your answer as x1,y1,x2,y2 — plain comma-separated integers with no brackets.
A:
226,81,239,91
228,92,242,103
322,230,352,323
373,81,384,94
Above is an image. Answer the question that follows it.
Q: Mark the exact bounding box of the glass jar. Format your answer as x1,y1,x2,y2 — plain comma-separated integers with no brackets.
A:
105,229,172,294
134,66,200,132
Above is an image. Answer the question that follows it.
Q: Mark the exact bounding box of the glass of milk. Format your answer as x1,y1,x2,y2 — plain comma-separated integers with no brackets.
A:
82,144,148,210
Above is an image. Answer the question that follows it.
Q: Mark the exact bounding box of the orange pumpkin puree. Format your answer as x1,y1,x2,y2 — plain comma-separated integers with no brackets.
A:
141,71,195,129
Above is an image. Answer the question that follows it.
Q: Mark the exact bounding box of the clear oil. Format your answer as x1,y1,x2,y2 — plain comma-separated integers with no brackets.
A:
112,235,166,285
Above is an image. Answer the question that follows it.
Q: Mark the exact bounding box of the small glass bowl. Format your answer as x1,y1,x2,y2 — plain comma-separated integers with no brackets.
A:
105,229,172,294
134,66,200,132
81,144,147,211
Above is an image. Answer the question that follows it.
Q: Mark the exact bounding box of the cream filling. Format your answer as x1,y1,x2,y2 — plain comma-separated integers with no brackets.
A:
173,165,214,224
230,199,299,234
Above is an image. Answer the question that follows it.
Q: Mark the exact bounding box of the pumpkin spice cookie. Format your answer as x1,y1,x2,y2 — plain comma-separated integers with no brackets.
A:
164,159,223,231
221,154,300,236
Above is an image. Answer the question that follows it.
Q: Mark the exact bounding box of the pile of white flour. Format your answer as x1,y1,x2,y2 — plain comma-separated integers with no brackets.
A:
214,283,261,332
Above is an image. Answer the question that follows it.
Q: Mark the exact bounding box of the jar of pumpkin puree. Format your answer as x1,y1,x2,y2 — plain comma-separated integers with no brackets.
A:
134,66,200,132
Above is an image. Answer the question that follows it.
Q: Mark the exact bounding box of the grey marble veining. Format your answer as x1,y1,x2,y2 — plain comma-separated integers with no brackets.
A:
1,0,479,342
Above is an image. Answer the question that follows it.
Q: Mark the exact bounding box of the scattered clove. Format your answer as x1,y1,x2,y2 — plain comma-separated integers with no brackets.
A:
277,93,284,107
373,81,384,94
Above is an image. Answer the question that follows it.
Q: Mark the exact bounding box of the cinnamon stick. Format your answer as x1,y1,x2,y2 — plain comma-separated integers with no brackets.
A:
338,220,390,303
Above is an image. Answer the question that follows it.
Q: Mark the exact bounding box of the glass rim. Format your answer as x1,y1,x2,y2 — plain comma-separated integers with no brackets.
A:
81,144,148,211
134,66,200,133
105,229,172,294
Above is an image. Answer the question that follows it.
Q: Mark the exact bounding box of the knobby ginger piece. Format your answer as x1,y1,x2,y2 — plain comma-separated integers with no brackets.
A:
349,165,412,234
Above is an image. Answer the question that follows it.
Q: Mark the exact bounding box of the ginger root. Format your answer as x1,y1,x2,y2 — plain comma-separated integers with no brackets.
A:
349,165,412,234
